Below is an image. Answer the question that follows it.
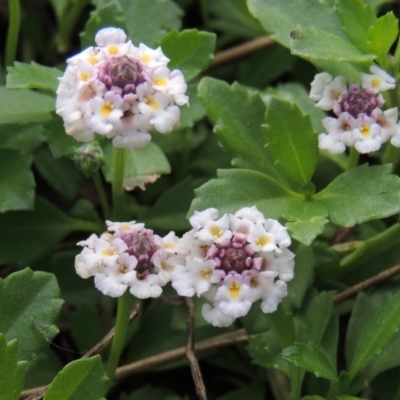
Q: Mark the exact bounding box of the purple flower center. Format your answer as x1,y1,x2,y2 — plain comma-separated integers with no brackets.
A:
207,233,261,275
99,55,146,95
335,84,383,118
122,229,157,280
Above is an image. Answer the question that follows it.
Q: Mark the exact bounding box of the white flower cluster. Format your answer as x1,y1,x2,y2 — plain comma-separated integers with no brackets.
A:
170,207,295,327
75,221,179,298
75,207,295,327
56,27,188,150
310,65,399,154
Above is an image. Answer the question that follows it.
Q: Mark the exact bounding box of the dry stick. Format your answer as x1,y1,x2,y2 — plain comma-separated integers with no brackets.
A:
21,264,400,399
21,304,141,400
333,263,400,305
115,328,248,379
211,36,274,67
185,297,207,400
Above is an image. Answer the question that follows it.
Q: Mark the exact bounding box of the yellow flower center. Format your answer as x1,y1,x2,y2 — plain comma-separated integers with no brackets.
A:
144,96,160,110
101,248,118,256
87,56,98,65
108,45,119,55
79,72,89,81
209,224,223,238
371,77,382,88
360,124,371,137
119,265,128,273
140,54,152,63
255,235,271,248
100,101,114,116
229,281,240,298
199,267,212,279
120,223,131,231
152,77,168,86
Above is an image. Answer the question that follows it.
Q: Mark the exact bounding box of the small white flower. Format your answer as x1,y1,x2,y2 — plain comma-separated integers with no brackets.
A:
351,116,383,154
310,73,346,111
361,65,396,94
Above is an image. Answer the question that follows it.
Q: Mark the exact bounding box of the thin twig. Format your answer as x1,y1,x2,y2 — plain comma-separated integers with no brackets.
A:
334,263,400,305
211,36,274,66
185,297,207,400
21,305,141,400
115,328,248,380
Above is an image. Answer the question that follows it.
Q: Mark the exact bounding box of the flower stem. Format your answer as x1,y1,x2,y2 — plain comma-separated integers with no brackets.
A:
5,0,20,67
93,171,110,220
112,147,126,221
383,142,400,168
347,147,359,170
106,292,136,382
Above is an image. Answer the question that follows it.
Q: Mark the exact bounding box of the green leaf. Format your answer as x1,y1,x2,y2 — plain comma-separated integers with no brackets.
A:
0,87,55,125
286,245,314,309
0,335,26,400
314,164,400,227
6,62,62,92
280,342,337,381
44,356,108,400
0,268,63,368
262,83,326,134
248,0,374,70
247,330,289,374
178,84,205,130
189,169,303,219
282,200,329,245
264,96,318,184
144,177,203,231
197,77,284,178
368,12,399,66
348,291,400,378
237,46,296,89
295,291,335,345
102,142,171,190
117,0,183,46
289,27,374,63
0,149,35,212
80,1,128,49
0,196,98,265
337,0,376,54
0,124,45,153
71,304,101,352
33,146,85,201
160,29,216,81
44,117,81,159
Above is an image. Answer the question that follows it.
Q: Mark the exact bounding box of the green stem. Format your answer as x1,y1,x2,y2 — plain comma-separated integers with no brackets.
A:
383,142,400,168
347,147,359,170
112,147,126,221
106,292,136,382
93,171,110,220
5,0,20,66
56,0,90,53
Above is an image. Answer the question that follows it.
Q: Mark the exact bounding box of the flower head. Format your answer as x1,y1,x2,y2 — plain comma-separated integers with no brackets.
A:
310,65,399,154
56,27,188,151
170,207,295,327
75,221,176,298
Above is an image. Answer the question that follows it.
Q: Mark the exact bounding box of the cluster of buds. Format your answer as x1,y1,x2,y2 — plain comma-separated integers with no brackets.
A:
75,207,295,327
310,65,399,154
56,27,188,151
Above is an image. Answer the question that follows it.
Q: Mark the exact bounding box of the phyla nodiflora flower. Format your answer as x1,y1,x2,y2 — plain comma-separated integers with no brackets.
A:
309,65,399,154
170,207,295,327
56,27,188,150
75,221,179,298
